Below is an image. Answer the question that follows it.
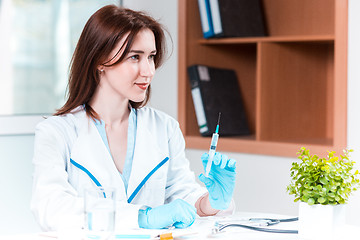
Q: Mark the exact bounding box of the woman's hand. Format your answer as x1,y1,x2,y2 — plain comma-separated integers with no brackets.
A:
138,199,197,229
199,152,236,210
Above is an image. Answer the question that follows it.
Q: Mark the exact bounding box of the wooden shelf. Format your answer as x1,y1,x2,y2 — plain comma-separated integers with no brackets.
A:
185,135,334,157
178,0,348,158
199,35,335,44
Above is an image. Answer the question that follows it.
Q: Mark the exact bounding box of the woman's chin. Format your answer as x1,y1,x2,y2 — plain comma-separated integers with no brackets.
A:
130,96,146,103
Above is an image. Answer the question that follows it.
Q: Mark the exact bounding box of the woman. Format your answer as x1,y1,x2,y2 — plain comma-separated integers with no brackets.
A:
31,5,236,231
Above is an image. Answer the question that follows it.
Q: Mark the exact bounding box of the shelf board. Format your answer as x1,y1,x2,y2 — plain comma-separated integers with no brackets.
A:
198,35,335,45
185,135,339,158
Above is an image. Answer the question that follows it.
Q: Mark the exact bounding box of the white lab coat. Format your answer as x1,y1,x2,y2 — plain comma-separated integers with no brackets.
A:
31,106,207,231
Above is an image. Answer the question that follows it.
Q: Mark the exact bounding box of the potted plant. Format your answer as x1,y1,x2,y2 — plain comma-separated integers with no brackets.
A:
287,147,360,240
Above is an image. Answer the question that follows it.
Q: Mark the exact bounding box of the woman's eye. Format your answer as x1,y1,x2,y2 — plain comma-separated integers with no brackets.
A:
130,55,139,60
149,54,156,60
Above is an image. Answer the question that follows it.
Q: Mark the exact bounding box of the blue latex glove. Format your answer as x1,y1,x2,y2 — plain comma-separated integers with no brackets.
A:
199,152,236,210
138,199,197,229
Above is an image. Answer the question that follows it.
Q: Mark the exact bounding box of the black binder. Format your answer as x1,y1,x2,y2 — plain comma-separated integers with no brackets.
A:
208,0,267,38
187,65,250,136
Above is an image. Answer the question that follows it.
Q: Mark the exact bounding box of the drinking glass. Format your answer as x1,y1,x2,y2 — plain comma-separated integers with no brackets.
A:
84,187,116,240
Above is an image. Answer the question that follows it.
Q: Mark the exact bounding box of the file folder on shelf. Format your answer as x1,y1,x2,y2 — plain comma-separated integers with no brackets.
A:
197,0,214,38
203,0,267,38
187,65,250,137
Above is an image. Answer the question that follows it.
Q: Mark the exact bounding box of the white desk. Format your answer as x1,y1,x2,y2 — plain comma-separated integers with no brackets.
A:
2,212,359,240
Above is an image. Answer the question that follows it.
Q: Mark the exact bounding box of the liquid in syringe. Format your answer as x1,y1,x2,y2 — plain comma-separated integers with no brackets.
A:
205,112,221,177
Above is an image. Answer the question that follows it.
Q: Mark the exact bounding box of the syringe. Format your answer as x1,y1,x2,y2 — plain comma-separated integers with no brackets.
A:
205,112,221,177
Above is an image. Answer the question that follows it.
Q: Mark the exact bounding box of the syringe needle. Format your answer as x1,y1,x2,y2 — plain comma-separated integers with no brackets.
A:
217,112,221,125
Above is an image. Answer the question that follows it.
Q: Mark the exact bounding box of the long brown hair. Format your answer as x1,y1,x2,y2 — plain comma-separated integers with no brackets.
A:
55,5,166,119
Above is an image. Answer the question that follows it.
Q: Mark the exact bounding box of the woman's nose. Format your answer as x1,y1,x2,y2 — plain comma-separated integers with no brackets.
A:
140,59,155,78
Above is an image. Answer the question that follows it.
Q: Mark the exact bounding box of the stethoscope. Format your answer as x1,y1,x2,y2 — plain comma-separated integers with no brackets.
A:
212,217,299,234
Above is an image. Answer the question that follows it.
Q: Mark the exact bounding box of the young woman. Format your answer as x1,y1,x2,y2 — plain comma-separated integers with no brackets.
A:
31,5,236,231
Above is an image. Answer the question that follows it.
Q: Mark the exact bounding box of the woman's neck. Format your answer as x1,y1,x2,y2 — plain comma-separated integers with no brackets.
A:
89,89,130,127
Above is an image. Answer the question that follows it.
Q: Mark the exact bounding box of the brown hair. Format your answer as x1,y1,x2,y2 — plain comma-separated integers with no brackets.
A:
55,5,166,119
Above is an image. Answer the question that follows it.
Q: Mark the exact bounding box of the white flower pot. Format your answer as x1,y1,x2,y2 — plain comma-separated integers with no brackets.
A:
298,202,346,240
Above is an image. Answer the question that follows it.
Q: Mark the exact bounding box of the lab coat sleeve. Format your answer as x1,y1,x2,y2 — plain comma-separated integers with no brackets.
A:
31,119,84,231
115,202,142,231
164,122,208,206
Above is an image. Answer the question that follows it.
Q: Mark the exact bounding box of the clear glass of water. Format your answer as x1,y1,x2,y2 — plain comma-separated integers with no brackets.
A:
84,187,116,240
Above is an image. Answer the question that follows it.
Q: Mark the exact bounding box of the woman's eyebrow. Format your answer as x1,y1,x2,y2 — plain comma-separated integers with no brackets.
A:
129,50,157,54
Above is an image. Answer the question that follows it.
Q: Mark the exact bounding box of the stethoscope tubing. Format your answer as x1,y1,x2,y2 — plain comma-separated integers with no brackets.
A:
217,223,298,234
249,217,299,224
216,217,299,234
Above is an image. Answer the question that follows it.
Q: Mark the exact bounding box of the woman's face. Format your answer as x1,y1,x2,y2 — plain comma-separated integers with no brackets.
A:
98,29,156,103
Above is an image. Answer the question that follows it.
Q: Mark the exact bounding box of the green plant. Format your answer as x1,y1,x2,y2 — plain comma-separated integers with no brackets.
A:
287,147,360,205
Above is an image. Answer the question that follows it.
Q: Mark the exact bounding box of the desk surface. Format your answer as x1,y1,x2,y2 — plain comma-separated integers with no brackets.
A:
2,212,359,240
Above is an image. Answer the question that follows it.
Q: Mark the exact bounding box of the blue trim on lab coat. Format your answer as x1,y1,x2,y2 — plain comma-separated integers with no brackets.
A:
70,157,170,203
127,157,170,204
70,158,103,187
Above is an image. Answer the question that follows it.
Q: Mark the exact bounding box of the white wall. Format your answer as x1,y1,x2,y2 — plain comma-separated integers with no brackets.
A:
0,0,359,235
0,135,40,234
345,0,360,226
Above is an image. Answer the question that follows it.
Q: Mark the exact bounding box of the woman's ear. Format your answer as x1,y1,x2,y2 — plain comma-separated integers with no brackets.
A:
98,65,105,73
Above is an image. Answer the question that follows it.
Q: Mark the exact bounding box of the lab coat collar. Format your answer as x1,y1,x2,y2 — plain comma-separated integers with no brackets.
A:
69,107,167,203
126,108,168,202
69,111,127,200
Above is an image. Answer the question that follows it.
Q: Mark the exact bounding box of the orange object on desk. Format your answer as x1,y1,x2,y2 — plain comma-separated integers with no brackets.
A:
159,232,173,240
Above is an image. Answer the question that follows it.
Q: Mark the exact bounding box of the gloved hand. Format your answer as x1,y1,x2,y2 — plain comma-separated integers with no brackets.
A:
199,152,236,210
138,199,197,229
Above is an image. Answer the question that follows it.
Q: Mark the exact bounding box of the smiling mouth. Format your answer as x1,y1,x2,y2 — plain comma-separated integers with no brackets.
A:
135,83,148,90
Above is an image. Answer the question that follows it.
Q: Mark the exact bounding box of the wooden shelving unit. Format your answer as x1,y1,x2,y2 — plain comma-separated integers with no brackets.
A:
178,0,348,157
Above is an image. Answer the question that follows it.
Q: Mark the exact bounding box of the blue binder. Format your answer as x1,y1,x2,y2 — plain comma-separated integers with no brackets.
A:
197,0,214,38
